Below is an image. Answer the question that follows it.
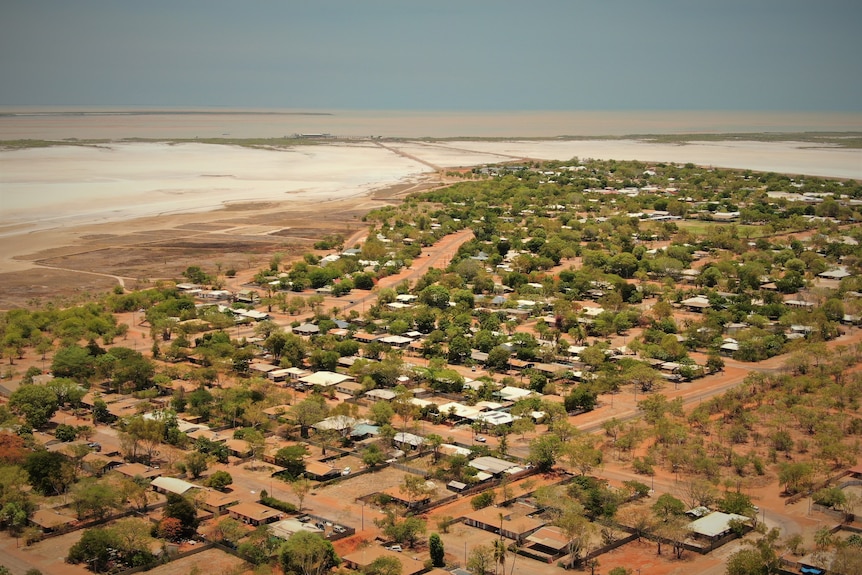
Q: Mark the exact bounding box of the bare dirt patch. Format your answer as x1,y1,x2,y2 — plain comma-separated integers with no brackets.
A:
143,548,247,575
0,184,411,309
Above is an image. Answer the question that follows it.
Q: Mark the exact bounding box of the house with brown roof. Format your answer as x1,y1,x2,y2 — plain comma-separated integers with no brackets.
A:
304,460,341,481
523,525,570,562
199,490,239,516
342,547,425,575
225,438,253,458
463,506,543,542
227,501,282,526
113,463,163,480
381,485,432,509
30,508,77,533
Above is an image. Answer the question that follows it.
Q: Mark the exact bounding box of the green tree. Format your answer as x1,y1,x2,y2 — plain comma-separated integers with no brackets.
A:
278,530,340,575
24,450,73,495
471,491,496,510
163,493,199,537
206,470,233,491
9,384,59,429
529,434,562,471
185,451,209,479
466,544,494,575
71,479,121,520
67,527,120,573
291,397,328,438
370,401,395,426
51,345,96,382
364,556,402,575
652,493,686,522
290,478,313,511
429,533,445,567
362,443,386,468
275,445,309,478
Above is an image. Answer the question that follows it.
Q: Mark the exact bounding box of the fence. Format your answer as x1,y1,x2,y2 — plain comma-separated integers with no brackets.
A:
785,469,852,505
391,462,429,477
115,542,216,575
32,501,168,543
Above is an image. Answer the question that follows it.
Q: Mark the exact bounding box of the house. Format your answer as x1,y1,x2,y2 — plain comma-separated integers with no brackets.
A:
262,405,292,420
269,518,323,540
687,511,750,541
353,332,381,344
474,411,515,427
227,501,281,526
235,290,260,304
225,439,253,458
523,525,571,561
266,369,290,383
438,402,481,422
469,456,522,476
393,432,425,450
314,415,360,435
350,423,380,440
335,380,364,396
292,323,320,337
818,267,852,280
342,547,425,575
82,453,124,476
151,477,198,496
30,509,77,533
200,491,239,515
463,506,543,542
720,338,739,356
304,460,341,481
113,463,163,480
381,485,432,509
496,386,535,402
365,388,397,402
379,335,412,348
299,371,354,388
680,296,711,312
250,363,280,376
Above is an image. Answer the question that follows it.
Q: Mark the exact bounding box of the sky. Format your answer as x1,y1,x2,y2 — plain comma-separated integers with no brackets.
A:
1,0,860,111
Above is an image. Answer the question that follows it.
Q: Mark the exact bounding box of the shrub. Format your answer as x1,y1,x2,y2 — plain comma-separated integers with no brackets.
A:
470,491,496,510
259,494,297,514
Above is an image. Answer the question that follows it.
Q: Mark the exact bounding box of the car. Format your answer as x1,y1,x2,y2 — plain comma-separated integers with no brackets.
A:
333,525,346,534
475,436,486,443
387,545,402,552
87,442,102,452
315,522,326,530
298,515,311,523
341,467,351,476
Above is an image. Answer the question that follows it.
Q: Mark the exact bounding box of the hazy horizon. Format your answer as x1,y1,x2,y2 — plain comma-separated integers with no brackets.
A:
2,109,861,140
2,1,860,111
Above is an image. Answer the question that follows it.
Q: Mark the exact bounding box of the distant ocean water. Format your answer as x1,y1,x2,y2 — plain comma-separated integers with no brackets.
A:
1,108,861,139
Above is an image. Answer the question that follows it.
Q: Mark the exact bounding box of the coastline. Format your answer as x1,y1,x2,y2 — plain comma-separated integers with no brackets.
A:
0,130,859,308
2,138,860,268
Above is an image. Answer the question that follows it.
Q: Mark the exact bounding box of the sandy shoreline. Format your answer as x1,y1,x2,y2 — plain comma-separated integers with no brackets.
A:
0,138,860,280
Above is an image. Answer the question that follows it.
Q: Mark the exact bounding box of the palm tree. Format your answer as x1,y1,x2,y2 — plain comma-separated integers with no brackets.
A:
493,538,507,575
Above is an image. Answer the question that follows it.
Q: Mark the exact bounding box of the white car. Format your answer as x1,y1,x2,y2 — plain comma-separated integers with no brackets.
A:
475,436,486,443
387,545,402,552
341,467,351,476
